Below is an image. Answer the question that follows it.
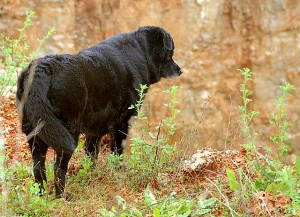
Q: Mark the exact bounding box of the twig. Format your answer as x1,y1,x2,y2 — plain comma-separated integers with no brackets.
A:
186,96,210,155
154,121,162,166
224,94,233,150
205,177,239,217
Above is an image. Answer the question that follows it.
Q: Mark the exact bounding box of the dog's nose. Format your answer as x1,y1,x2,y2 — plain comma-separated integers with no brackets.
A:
178,69,183,75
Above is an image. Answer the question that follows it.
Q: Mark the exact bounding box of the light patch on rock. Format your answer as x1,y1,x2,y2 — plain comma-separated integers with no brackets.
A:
183,149,216,171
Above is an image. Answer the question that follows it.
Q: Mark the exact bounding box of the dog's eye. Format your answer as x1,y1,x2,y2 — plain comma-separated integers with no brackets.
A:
164,57,170,63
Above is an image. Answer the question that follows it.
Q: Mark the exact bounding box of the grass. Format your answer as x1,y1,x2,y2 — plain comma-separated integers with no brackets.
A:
0,12,299,217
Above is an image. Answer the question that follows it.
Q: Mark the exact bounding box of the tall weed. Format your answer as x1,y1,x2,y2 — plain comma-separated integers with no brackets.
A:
0,10,55,97
125,85,180,188
226,68,299,215
269,82,295,159
238,68,260,155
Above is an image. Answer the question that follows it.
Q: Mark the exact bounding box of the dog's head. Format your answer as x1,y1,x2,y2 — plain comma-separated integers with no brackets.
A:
138,26,183,80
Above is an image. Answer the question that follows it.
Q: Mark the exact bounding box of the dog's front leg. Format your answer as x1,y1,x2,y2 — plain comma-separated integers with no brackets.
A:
108,123,128,155
84,135,101,167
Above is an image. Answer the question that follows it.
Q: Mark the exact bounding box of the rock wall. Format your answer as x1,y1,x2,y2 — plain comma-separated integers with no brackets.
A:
1,0,299,152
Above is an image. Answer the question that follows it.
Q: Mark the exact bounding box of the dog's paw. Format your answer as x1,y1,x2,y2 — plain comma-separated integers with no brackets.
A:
55,192,73,201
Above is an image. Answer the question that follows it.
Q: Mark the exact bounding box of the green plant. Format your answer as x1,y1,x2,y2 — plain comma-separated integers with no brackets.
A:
0,10,55,97
99,185,217,216
269,82,295,159
238,68,260,155
108,153,124,170
126,85,180,188
254,83,295,187
68,139,93,181
107,153,124,180
128,84,148,121
161,86,181,137
196,197,218,215
8,179,56,216
236,68,299,215
226,169,239,191
74,155,93,181
1,135,57,216
261,82,299,215
1,12,56,214
0,141,56,216
0,131,9,216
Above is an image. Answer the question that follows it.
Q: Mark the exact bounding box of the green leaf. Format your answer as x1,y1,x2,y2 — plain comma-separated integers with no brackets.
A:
226,169,239,191
177,203,194,214
201,198,217,207
98,209,116,217
255,177,267,190
295,156,300,172
111,206,116,213
144,185,157,206
266,182,289,194
128,207,143,216
192,208,211,215
128,105,135,109
153,208,161,217
115,195,127,210
178,210,193,217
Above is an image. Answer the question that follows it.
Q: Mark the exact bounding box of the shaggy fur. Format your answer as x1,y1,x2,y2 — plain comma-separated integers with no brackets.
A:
16,26,182,199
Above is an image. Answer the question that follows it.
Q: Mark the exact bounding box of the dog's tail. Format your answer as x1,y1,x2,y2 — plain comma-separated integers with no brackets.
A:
17,60,76,155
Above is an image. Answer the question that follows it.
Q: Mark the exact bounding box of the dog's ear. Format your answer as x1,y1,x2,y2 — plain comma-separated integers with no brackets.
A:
139,26,173,51
162,32,173,51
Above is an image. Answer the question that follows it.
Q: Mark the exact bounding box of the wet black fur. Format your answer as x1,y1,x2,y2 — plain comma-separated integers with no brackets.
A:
16,26,182,199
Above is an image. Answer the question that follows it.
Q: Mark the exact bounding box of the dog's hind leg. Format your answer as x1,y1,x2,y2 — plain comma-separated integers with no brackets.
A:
29,137,48,195
53,131,79,200
54,150,73,200
84,135,101,167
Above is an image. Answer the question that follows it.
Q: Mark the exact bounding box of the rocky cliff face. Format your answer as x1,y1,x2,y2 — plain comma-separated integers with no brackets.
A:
1,0,299,152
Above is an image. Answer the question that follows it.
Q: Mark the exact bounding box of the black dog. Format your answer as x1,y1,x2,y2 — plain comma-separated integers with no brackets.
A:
17,26,182,199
